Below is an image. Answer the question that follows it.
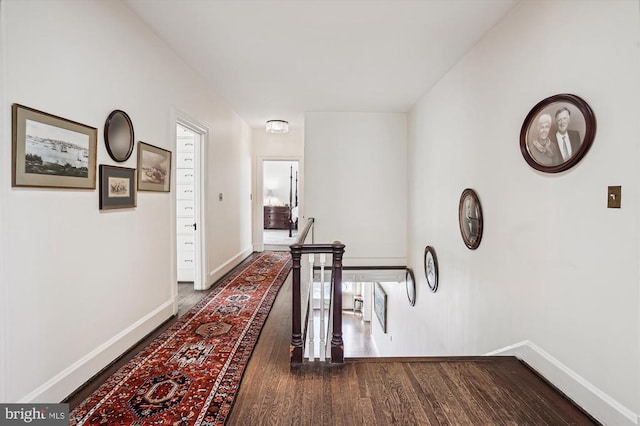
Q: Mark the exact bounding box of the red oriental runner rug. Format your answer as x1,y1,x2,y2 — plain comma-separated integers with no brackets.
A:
69,251,291,426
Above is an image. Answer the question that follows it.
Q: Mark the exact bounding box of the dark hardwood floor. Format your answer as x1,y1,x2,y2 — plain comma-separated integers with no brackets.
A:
229,275,599,425
343,311,376,358
65,254,598,425
307,309,376,359
177,281,205,316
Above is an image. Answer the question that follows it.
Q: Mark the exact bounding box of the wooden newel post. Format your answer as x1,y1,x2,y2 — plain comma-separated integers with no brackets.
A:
330,241,345,363
290,244,304,363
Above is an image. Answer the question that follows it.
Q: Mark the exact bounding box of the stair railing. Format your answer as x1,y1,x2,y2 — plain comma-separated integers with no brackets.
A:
290,217,344,364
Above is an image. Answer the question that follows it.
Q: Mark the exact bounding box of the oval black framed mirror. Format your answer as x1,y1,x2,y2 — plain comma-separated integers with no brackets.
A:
424,246,439,293
104,110,134,162
458,188,483,250
405,268,416,306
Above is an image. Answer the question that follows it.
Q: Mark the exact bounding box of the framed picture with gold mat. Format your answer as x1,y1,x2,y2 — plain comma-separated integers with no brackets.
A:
12,103,97,189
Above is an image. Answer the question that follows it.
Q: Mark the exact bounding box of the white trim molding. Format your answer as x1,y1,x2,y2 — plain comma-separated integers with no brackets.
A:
18,299,175,403
486,340,638,426
0,0,8,403
254,155,303,252
173,110,210,292
342,256,407,268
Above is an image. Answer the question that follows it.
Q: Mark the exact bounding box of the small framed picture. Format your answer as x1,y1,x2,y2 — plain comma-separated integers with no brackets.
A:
520,93,596,173
104,110,134,162
12,104,97,189
458,189,483,250
424,246,439,293
99,165,136,210
137,141,172,192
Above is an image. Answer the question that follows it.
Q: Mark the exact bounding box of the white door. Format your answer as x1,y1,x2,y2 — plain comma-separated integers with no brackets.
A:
176,123,201,286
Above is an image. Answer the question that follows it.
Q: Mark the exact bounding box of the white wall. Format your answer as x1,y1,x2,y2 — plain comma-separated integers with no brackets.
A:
252,127,304,249
371,280,419,357
253,127,305,160
406,1,639,424
1,0,252,403
305,112,407,265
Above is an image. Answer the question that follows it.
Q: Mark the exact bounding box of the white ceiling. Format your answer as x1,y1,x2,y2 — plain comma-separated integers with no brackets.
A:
125,0,518,130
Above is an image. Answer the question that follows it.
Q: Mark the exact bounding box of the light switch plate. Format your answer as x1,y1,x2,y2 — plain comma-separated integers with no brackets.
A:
218,193,223,201
607,186,621,208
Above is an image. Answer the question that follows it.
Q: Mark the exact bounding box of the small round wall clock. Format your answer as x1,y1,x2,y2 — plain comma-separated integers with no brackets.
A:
424,245,439,293
104,109,134,162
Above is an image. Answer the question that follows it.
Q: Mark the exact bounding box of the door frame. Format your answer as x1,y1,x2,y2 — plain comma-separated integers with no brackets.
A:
173,111,208,298
254,156,303,251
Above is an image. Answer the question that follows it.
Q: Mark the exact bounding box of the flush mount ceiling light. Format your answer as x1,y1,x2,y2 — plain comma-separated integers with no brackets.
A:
265,120,289,134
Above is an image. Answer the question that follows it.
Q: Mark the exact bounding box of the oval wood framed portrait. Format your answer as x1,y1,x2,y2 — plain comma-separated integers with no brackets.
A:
520,94,596,173
458,188,483,250
405,268,416,306
104,110,134,162
423,246,438,293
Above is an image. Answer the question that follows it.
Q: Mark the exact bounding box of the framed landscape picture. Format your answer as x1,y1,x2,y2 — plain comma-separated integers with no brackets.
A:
137,141,171,192
99,165,136,210
374,282,387,333
12,104,97,189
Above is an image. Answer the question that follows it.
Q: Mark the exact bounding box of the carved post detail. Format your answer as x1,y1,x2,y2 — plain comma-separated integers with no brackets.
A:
330,241,345,363
290,244,303,363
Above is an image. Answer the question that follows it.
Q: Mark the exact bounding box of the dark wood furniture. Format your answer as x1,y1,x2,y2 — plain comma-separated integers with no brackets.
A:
264,206,290,230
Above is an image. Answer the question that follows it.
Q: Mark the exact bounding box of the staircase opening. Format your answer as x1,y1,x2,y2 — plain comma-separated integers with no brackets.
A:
305,268,409,360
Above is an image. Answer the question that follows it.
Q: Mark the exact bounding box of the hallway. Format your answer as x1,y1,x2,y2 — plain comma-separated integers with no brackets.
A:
264,228,298,252
64,254,598,424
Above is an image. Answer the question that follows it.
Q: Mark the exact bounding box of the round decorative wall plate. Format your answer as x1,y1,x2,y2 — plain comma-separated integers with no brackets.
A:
458,188,483,250
405,268,416,306
423,245,438,293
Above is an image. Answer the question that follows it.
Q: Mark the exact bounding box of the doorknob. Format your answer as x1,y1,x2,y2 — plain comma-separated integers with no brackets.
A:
193,223,197,231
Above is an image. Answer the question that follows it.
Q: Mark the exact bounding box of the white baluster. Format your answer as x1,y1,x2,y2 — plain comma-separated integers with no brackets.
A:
319,253,326,361
308,253,315,361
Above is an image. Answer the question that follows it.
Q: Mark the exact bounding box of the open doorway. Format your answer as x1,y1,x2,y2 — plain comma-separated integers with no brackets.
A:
175,122,204,289
263,160,299,250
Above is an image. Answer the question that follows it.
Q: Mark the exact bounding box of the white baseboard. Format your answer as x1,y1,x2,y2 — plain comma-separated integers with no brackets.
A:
20,248,255,403
486,340,638,426
19,299,175,404
206,246,254,290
